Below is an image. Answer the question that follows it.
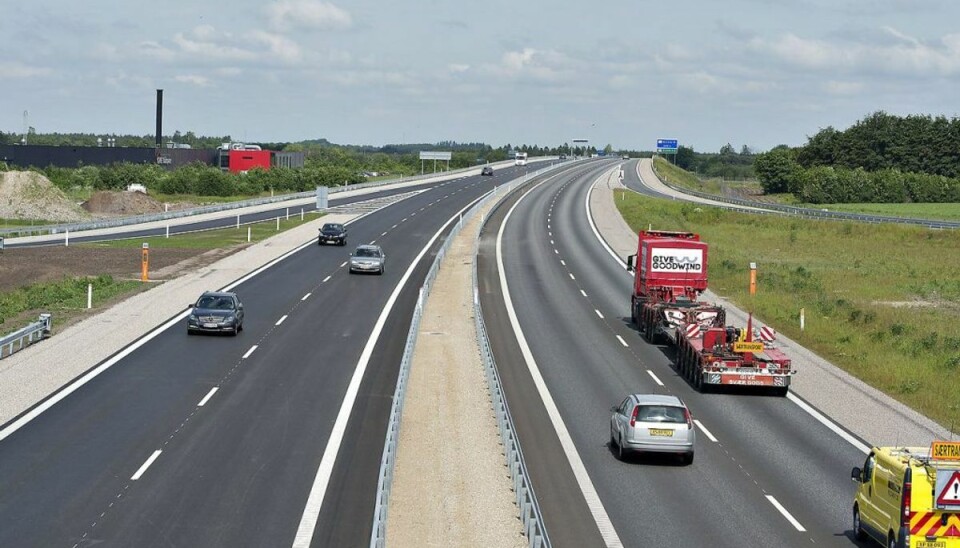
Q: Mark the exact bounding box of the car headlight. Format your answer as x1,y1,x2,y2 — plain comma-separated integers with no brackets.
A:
188,314,198,321
225,315,236,323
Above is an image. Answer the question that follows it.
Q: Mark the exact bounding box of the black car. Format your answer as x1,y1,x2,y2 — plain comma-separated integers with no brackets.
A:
481,166,494,176
187,291,244,336
318,222,347,246
559,154,567,160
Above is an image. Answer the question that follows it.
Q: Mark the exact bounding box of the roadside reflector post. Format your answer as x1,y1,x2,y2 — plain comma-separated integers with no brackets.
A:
300,208,304,221
87,283,92,309
800,307,805,331
141,243,150,282
286,207,289,220
247,227,251,242
165,225,170,238
65,229,69,247
276,217,280,231
164,203,169,212
236,214,240,229
749,262,757,296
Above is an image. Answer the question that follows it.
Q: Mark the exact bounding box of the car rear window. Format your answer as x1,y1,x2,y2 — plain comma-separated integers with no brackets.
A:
635,405,685,423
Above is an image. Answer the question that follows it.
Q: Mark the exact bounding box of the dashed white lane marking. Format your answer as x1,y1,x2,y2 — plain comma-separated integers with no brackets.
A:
131,450,162,481
580,290,588,297
693,419,718,442
497,178,624,548
276,315,288,326
554,249,559,254
569,273,576,280
301,293,312,301
198,387,218,407
551,240,555,245
646,370,664,386
339,261,348,268
595,309,604,319
242,345,258,359
322,275,332,283
381,232,388,237
391,224,398,229
616,335,628,347
766,495,806,532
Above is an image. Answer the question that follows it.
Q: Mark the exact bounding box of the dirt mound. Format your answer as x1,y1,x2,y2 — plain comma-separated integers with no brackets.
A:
82,190,166,216
0,171,91,222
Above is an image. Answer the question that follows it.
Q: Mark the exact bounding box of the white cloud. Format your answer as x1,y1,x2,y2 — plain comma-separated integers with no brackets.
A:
0,62,52,79
172,26,257,62
823,81,864,95
267,0,352,31
479,48,575,83
753,30,960,76
175,74,212,87
250,31,301,62
448,63,470,74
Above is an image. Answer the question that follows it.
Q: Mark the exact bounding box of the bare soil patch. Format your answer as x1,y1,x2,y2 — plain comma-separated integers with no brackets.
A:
81,190,167,217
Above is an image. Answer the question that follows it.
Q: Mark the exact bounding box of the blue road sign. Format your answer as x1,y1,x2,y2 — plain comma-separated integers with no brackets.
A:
656,139,678,150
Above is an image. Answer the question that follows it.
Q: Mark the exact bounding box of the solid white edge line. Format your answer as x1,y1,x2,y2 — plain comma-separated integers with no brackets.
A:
646,370,664,387
786,392,870,454
497,179,624,548
595,309,604,319
301,292,312,301
291,192,490,548
198,387,219,407
131,450,162,481
616,335,628,347
242,345,258,359
693,419,718,442
276,315,288,326
765,495,807,532
582,169,874,456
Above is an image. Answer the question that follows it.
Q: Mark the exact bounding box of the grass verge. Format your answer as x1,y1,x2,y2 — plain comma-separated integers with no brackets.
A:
615,191,960,429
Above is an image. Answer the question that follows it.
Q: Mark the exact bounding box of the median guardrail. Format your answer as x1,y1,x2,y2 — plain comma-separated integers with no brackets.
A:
648,162,960,230
0,314,52,359
368,162,566,548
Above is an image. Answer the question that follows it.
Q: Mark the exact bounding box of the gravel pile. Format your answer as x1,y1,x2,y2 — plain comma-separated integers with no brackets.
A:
0,171,90,222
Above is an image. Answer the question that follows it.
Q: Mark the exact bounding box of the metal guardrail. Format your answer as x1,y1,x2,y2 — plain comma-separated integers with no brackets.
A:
649,163,960,230
368,162,566,548
0,162,518,239
0,314,52,359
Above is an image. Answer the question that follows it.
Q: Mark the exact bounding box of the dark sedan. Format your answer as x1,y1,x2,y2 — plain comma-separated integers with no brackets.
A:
318,223,348,246
481,166,494,176
187,291,244,336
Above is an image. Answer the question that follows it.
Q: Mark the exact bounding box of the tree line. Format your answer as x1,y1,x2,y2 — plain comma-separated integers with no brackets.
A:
753,111,960,203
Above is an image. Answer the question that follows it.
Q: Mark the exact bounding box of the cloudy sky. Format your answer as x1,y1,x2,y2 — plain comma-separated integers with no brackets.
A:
2,0,958,152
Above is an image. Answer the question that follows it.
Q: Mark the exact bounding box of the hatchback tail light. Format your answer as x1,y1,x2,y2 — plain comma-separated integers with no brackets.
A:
683,407,693,428
630,406,639,427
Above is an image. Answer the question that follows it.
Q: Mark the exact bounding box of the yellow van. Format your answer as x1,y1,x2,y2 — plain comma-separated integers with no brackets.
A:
851,443,960,548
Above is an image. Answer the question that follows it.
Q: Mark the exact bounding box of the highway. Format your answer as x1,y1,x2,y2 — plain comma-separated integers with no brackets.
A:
0,163,549,547
478,160,869,547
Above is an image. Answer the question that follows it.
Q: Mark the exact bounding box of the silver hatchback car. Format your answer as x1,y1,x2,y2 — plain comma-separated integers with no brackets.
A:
610,393,695,464
349,244,386,275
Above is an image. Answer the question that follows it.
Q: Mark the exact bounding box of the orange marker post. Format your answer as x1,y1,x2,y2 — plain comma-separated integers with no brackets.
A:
749,262,757,296
141,243,150,282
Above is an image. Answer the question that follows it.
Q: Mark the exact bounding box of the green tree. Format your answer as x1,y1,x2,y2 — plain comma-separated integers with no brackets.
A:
675,146,695,170
754,146,801,194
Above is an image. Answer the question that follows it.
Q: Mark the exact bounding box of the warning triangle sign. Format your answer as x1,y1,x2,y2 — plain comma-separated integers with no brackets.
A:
937,471,960,506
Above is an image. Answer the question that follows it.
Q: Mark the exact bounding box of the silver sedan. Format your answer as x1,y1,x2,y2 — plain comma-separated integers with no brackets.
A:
349,244,386,275
610,393,695,464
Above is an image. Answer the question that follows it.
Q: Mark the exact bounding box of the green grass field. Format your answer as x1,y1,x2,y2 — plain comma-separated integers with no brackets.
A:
615,191,960,429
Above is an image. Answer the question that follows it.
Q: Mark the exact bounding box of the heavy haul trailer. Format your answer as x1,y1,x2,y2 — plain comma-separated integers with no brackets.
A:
626,230,795,396
674,319,795,396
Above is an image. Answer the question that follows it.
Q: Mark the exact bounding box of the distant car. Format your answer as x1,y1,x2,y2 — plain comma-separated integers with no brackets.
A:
610,393,695,464
559,154,567,160
187,291,244,336
349,244,386,275
622,155,630,160
318,223,347,246
481,166,494,176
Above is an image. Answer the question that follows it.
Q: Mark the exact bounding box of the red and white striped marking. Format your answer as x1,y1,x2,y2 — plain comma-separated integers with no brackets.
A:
759,326,776,342
685,323,701,338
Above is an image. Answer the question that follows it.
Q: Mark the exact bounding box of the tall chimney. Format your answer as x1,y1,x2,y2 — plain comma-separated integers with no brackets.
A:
155,89,163,149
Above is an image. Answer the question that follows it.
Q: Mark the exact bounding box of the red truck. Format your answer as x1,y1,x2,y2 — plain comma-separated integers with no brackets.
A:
627,230,795,396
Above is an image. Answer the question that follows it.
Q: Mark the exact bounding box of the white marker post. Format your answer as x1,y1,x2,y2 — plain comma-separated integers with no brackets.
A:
286,207,289,220
236,214,240,229
65,229,69,247
87,283,92,309
276,217,280,231
800,308,805,331
300,208,304,221
166,225,170,238
247,227,251,242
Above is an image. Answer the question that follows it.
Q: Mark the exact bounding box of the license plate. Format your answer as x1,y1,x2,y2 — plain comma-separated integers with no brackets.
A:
917,541,946,548
648,428,674,437
203,323,218,328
